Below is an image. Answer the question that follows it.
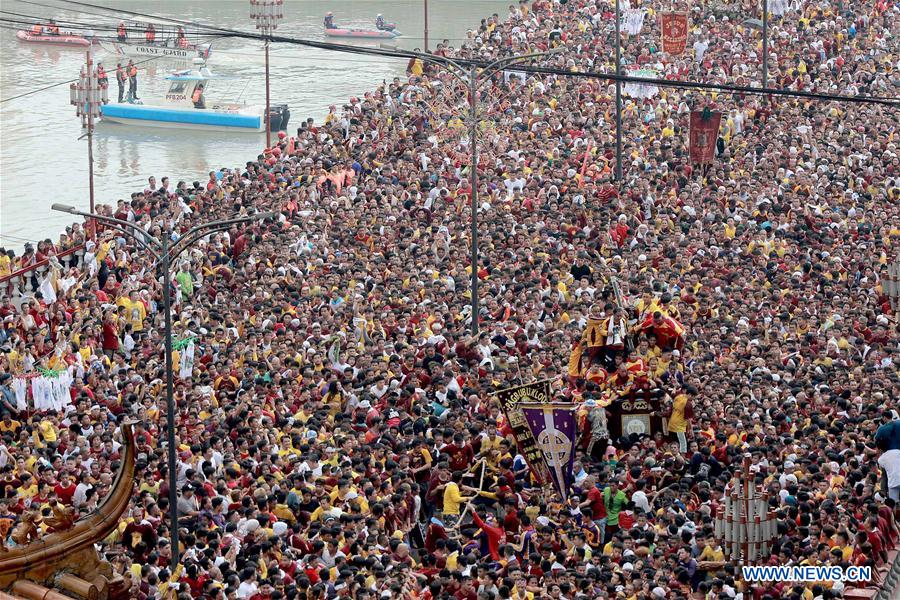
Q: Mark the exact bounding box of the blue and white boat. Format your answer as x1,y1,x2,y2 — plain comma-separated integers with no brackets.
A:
100,67,289,133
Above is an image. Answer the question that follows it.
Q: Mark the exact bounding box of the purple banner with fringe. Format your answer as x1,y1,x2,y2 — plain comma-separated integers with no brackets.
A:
519,402,578,500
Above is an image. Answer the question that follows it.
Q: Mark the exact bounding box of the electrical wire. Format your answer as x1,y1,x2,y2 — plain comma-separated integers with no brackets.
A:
6,1,899,107
0,53,183,104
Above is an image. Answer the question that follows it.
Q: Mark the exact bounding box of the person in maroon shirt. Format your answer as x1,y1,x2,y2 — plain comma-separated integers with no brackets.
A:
443,433,474,473
101,311,119,357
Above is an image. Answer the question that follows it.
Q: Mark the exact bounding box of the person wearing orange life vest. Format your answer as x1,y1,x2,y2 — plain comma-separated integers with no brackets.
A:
115,63,126,103
47,20,60,35
126,60,139,102
96,63,108,92
145,23,156,44
191,84,205,109
117,21,127,42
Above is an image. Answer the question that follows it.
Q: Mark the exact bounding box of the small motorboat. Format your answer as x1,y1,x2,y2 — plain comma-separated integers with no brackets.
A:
324,27,400,39
17,29,92,47
100,67,289,133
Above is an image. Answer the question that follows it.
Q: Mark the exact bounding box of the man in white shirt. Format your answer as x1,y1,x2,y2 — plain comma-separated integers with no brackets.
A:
235,568,258,599
877,449,900,500
73,471,93,508
694,37,709,62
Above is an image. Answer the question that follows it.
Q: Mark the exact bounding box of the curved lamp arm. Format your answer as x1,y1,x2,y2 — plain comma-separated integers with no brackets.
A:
475,49,563,91
379,43,471,89
160,211,278,267
51,203,162,261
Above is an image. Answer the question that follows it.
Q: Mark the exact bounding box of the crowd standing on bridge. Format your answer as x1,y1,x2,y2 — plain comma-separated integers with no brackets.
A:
1,0,899,599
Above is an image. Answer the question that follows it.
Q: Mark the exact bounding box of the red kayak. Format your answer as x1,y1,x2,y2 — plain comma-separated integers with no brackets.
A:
17,30,91,47
324,27,399,39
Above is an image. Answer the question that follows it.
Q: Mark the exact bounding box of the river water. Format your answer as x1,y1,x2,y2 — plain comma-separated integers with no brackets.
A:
0,0,508,250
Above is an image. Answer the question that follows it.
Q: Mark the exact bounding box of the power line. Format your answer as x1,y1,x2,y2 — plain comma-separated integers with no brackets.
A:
0,53,180,104
8,1,899,107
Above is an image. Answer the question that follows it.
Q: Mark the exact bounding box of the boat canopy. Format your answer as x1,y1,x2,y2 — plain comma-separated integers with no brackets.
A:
126,16,197,28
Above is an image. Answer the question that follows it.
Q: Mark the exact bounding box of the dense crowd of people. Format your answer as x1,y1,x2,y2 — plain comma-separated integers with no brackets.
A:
1,0,899,598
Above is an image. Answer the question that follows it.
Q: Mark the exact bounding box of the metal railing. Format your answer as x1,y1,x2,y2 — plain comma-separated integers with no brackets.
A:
0,244,85,288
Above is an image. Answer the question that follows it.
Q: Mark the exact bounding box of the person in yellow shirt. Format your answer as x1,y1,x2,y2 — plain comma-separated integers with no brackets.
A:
698,536,725,562
17,472,38,500
667,387,694,454
117,290,147,333
0,251,10,277
0,414,21,437
441,471,475,528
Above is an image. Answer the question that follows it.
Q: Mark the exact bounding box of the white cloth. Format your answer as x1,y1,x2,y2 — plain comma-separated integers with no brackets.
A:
38,274,57,304
770,0,789,16
623,9,645,35
179,341,195,380
623,68,660,99
29,373,72,412
11,378,28,411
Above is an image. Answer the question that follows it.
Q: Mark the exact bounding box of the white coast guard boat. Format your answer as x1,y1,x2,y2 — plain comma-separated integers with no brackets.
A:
99,17,211,62
100,67,290,133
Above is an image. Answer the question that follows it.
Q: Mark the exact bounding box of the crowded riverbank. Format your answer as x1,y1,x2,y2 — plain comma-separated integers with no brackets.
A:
1,0,899,599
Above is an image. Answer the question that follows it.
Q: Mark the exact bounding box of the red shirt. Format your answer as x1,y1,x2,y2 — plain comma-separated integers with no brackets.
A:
585,487,608,520
444,443,474,473
54,482,77,505
472,511,505,561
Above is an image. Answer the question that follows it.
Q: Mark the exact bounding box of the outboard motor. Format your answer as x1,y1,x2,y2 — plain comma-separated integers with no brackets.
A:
267,104,290,132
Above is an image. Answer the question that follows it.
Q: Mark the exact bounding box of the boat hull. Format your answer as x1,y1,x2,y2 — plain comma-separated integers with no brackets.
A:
101,103,265,132
16,30,90,47
99,40,202,60
324,28,399,39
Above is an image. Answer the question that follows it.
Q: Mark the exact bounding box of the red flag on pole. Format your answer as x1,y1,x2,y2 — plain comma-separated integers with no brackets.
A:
660,12,689,55
689,109,722,164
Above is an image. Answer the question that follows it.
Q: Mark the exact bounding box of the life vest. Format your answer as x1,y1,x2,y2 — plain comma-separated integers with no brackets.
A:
32,25,42,35
129,65,137,77
117,24,126,38
178,37,189,48
145,28,155,42
191,88,203,103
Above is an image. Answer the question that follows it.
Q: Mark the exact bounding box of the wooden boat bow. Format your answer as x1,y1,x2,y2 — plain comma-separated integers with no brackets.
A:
0,420,137,597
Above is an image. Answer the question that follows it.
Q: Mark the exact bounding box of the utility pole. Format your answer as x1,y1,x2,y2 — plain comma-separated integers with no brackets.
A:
250,0,284,147
614,0,623,181
424,0,430,51
469,65,478,336
380,45,560,335
761,0,769,88
70,48,106,240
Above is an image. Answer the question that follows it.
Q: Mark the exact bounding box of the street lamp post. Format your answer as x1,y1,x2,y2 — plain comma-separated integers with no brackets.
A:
381,46,559,335
51,203,276,566
69,48,107,239
250,0,284,148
